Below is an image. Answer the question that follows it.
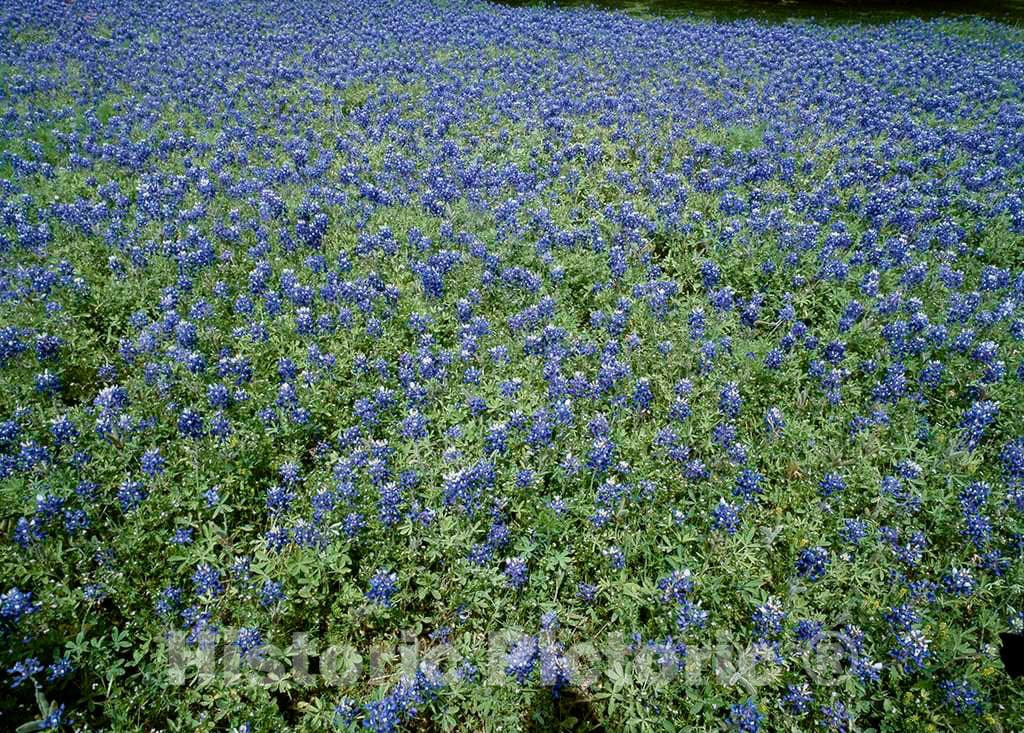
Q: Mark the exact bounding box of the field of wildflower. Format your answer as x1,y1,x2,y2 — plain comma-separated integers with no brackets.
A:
2,0,1024,730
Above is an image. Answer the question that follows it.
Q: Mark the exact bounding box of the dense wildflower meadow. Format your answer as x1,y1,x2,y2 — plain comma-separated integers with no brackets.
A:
1,0,1024,730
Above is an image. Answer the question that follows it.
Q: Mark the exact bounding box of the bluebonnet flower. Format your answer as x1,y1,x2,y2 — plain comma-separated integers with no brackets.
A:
13,516,42,548
266,528,290,552
235,627,264,663
140,448,165,477
783,683,812,714
515,469,535,489
156,586,183,616
764,407,785,435
192,564,223,598
943,568,975,597
1001,438,1024,485
885,605,920,631
0,419,19,445
763,348,783,370
958,401,998,451
819,473,845,497
377,482,404,526
726,700,762,733
881,475,921,514
49,415,78,446
538,641,572,696
360,668,444,732
700,260,721,288
648,636,687,674
881,527,928,568
7,657,43,687
504,557,529,589
75,480,97,501
47,657,72,682
34,333,63,361
1,587,39,622
117,480,147,512
712,499,741,534
962,513,991,548
733,469,764,502
657,569,694,604
939,679,984,715
83,584,108,603
890,630,930,673
819,699,851,732
505,636,539,684
266,484,295,515
603,546,625,570
752,597,786,638
713,421,738,448
632,378,653,411
896,460,922,480
292,521,324,549
32,494,62,525
794,548,827,581
719,382,742,418
838,625,882,684
919,360,944,389
59,507,85,539
981,549,1009,576
177,409,205,438
727,442,749,465
259,581,285,607
367,570,398,607
207,383,230,409
840,519,869,546
33,370,61,394
794,619,823,648
343,512,366,539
